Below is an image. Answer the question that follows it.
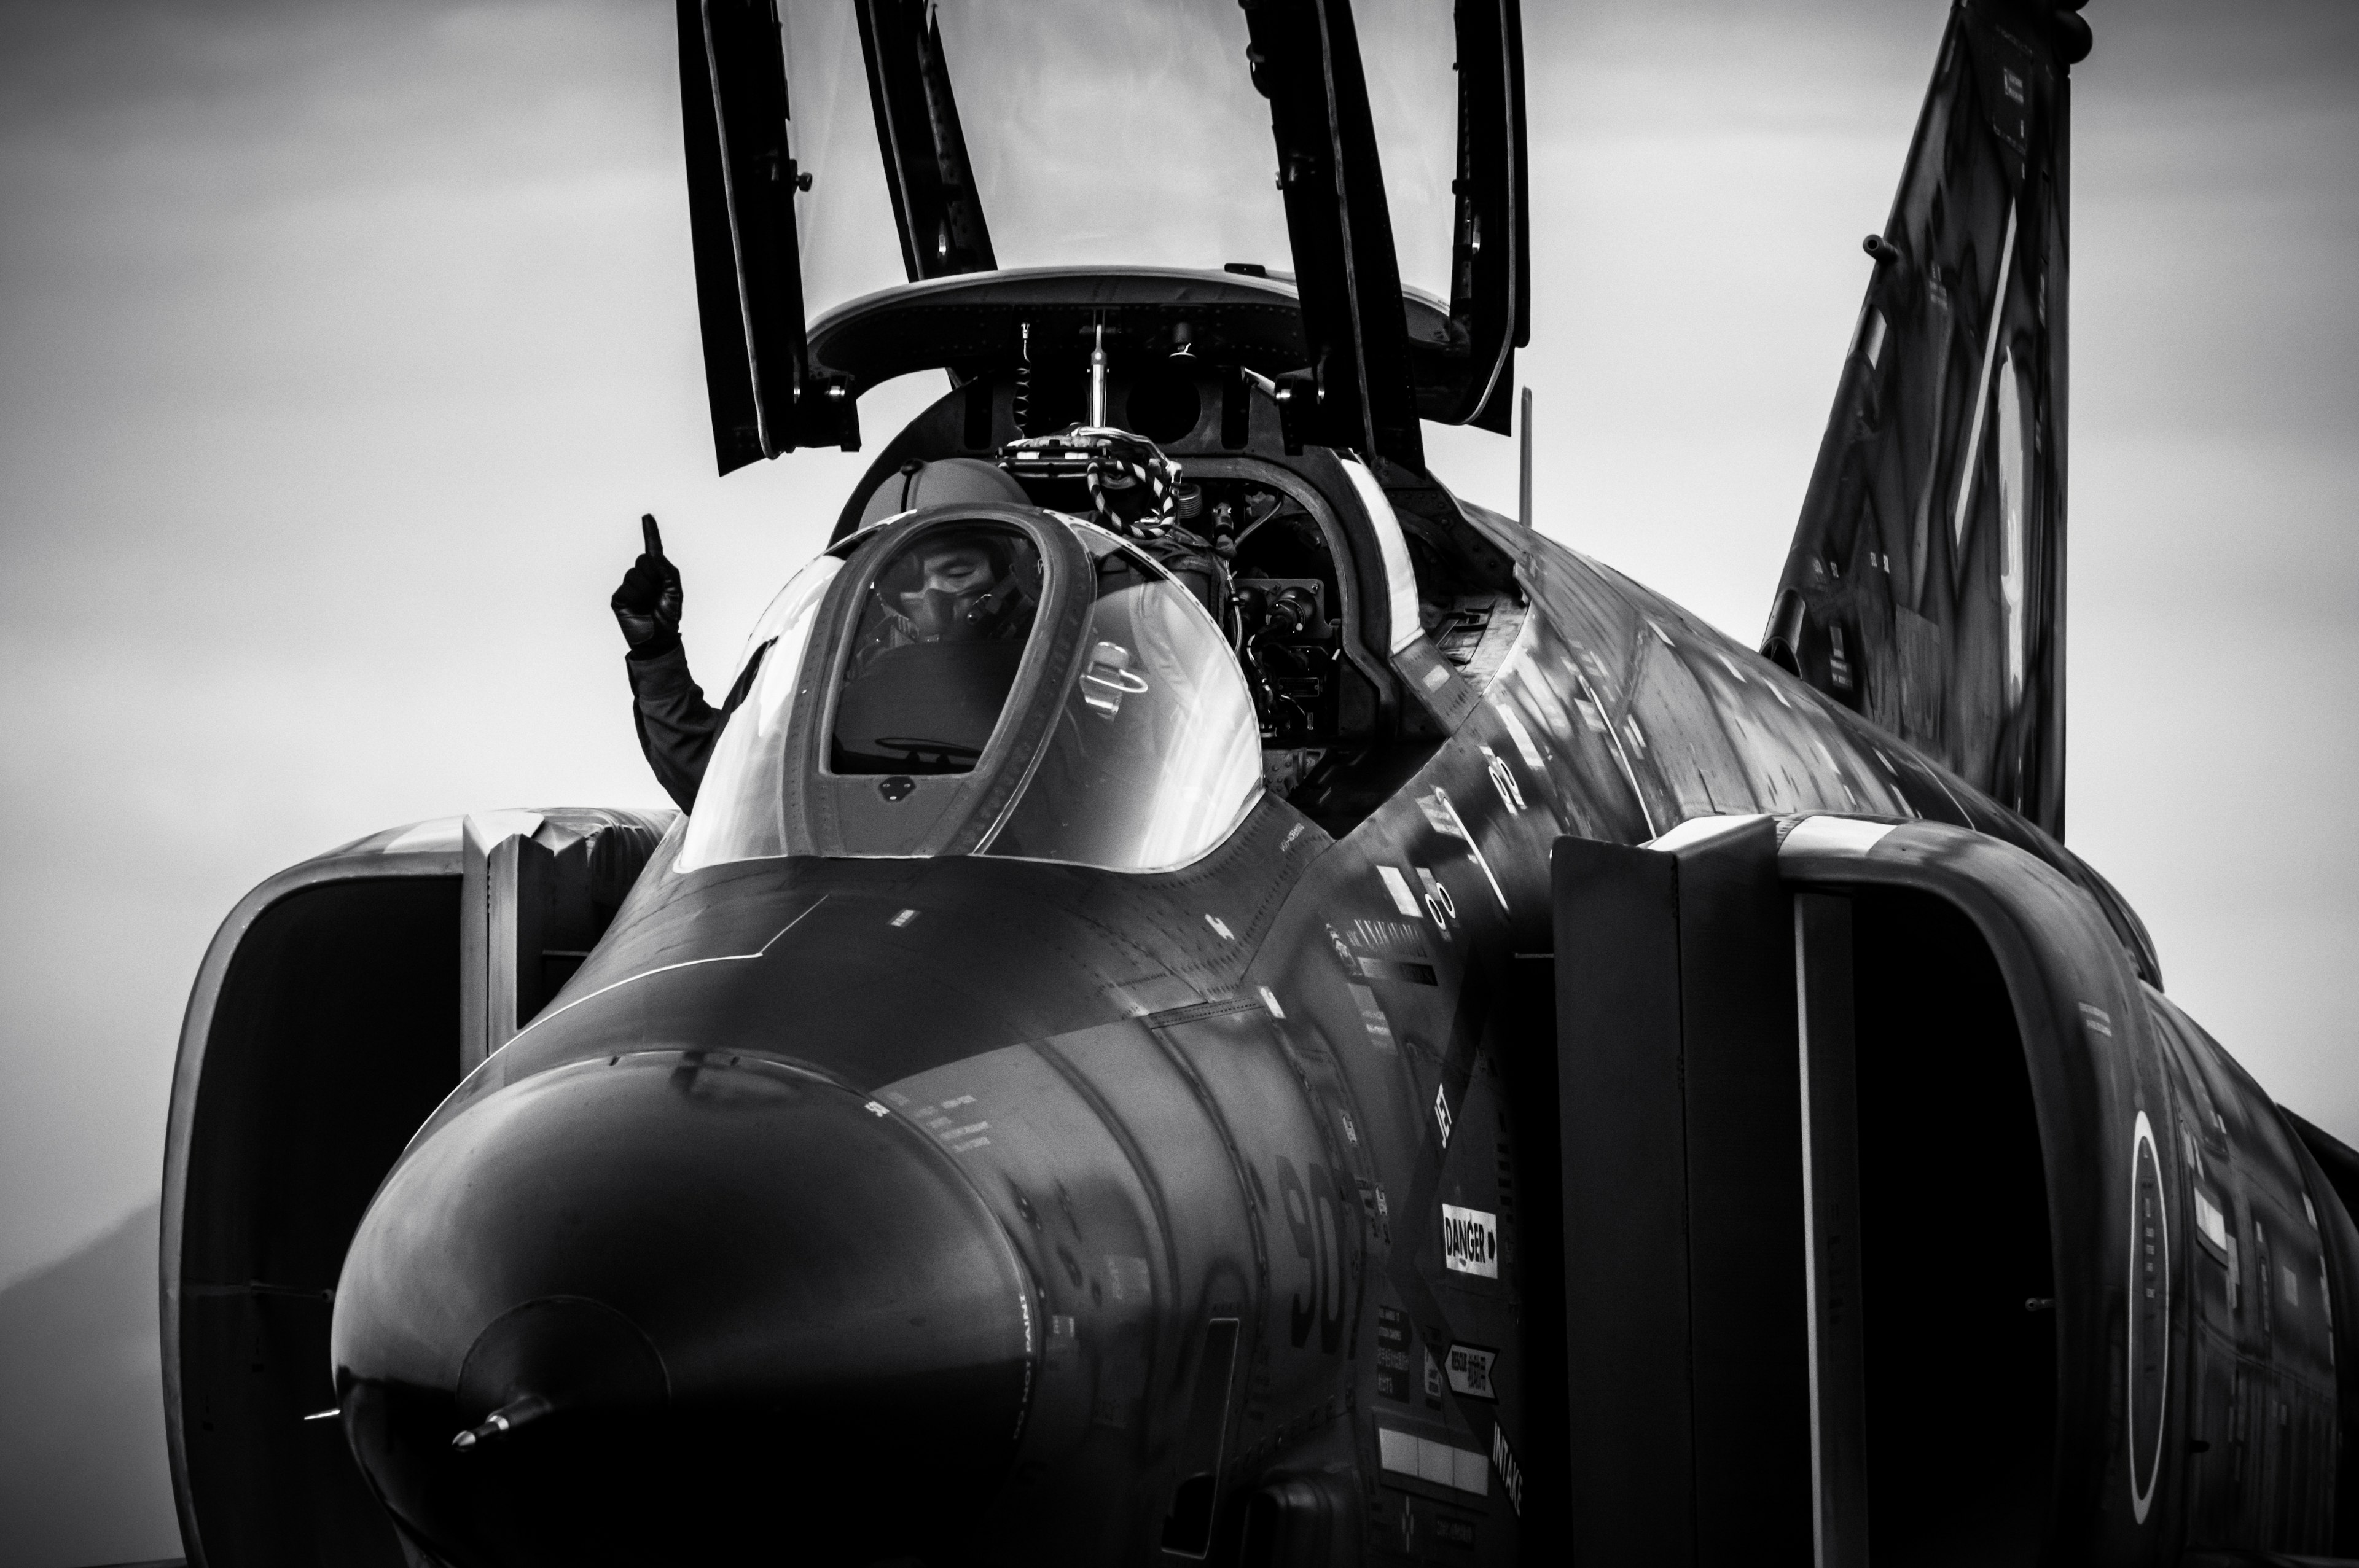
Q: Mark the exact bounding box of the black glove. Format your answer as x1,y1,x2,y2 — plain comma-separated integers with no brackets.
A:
612,513,684,658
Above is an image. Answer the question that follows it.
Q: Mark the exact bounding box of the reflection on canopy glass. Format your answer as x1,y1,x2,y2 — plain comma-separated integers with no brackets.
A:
780,0,1460,316
673,518,1261,876
831,523,1043,774
675,553,845,873
983,531,1262,872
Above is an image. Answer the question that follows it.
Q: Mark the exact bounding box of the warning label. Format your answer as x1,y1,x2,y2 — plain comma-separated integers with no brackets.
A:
1441,1204,1498,1278
1375,1305,1412,1402
1445,1343,1498,1400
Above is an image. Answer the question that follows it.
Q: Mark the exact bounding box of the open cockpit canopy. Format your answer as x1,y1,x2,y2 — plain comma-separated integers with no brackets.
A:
676,0,1527,471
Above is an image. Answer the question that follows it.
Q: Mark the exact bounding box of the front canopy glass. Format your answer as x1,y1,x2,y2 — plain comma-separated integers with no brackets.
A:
831,523,1044,774
675,554,843,873
675,510,1262,875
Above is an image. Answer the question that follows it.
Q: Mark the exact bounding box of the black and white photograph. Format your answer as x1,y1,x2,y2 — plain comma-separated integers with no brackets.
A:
2,1,2355,1564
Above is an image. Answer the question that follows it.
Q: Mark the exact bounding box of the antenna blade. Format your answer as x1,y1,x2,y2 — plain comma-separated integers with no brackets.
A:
1519,387,1534,529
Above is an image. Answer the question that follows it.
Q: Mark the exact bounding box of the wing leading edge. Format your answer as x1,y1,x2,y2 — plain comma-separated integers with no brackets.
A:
1764,0,2092,839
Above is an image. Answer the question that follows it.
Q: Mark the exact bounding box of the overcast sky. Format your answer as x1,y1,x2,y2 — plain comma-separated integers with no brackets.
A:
1,0,2353,1303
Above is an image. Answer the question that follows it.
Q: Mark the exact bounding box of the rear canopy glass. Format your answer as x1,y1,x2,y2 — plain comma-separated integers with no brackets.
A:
780,0,1458,318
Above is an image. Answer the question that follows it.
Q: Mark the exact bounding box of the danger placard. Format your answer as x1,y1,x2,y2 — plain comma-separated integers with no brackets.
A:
1441,1204,1498,1277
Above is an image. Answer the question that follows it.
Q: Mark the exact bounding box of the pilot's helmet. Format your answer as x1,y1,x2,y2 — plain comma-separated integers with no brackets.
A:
859,522,1043,655
837,519,1046,768
855,456,1031,528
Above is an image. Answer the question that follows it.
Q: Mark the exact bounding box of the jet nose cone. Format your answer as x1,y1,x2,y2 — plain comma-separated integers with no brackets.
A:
332,1051,1036,1567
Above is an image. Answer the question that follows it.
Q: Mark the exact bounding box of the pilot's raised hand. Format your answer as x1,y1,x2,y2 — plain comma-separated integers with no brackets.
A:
611,512,684,659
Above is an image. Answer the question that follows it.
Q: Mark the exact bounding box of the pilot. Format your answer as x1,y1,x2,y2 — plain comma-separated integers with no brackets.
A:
850,527,1038,671
613,457,1031,810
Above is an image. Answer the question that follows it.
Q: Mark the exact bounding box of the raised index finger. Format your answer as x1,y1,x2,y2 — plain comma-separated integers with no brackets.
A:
641,513,664,558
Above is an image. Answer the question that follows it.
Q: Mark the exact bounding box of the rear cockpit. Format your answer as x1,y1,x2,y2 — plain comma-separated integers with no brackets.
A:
817,278,1532,814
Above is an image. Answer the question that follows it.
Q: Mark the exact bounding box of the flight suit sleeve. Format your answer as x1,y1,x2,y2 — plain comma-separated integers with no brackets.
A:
625,644,723,812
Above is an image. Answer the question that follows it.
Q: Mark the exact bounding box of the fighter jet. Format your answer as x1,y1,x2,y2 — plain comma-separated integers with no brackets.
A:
159,1,2359,1565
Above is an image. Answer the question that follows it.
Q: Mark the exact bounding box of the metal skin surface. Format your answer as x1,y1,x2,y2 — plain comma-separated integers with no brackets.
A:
1775,822,2344,1562
319,524,1911,1561
335,1050,1036,1567
171,478,2359,1565
271,499,2354,1568
160,1,2359,1565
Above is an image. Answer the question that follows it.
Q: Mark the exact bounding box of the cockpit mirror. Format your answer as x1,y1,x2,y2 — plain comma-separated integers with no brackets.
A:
1080,641,1148,720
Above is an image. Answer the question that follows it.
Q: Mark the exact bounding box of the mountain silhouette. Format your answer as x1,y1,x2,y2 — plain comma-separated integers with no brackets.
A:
0,1200,182,1568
